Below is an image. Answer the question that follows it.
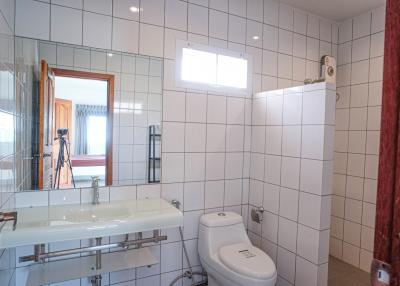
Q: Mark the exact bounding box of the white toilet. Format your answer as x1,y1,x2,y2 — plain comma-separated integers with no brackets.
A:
198,212,277,286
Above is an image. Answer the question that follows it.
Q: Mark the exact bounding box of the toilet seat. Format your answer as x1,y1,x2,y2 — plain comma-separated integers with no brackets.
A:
218,243,276,280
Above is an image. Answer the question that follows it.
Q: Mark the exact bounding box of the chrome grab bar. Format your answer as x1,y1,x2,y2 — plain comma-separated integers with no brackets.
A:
19,233,167,263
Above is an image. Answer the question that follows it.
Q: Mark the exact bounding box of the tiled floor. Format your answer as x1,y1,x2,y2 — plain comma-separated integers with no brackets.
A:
329,256,371,286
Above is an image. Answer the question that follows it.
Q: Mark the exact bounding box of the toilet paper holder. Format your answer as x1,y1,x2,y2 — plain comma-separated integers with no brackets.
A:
251,207,264,224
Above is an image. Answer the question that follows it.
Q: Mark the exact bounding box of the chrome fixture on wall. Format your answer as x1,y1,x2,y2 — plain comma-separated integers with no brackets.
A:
251,207,264,224
304,55,337,86
169,200,207,286
92,176,100,205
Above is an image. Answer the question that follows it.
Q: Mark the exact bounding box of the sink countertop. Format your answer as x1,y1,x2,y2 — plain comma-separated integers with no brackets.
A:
0,198,183,249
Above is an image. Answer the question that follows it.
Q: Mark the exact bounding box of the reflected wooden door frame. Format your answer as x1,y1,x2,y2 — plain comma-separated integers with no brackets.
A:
52,68,115,186
38,60,55,190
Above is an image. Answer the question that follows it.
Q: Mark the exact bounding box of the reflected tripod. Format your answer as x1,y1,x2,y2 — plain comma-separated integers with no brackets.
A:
53,129,76,189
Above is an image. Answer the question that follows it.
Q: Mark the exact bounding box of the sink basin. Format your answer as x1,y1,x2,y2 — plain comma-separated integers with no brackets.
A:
64,205,131,222
0,198,183,249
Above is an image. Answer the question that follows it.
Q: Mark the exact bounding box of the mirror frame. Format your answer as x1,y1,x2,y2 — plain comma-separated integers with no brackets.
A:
51,68,115,186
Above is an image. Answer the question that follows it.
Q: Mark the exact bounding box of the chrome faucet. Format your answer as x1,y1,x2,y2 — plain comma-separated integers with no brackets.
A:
91,176,100,205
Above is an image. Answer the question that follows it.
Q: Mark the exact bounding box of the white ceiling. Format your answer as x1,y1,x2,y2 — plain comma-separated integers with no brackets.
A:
279,0,385,21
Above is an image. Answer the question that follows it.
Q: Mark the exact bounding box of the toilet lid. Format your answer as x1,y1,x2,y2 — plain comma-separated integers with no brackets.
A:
218,243,276,280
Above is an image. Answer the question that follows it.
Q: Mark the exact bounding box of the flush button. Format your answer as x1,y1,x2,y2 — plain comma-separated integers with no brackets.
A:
218,213,226,216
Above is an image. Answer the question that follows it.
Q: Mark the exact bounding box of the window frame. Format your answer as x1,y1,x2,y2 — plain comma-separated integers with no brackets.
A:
175,40,253,95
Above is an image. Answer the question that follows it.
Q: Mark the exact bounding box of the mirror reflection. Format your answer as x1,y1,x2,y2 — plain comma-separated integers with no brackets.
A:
52,75,109,189
15,38,162,191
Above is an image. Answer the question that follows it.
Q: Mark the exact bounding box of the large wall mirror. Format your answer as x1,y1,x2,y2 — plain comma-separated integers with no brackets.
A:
16,37,162,191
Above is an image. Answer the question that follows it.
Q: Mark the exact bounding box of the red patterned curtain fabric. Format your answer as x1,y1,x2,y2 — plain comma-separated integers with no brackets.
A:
374,1,400,285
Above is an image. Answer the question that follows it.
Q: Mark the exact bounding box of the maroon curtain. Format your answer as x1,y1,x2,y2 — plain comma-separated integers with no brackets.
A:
374,1,400,285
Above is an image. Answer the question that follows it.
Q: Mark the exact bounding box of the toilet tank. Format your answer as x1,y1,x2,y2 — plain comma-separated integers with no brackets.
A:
198,212,250,258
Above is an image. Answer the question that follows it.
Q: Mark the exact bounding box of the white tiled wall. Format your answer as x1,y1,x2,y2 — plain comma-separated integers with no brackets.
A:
15,0,338,92
0,0,16,285
10,0,385,285
330,5,385,273
249,82,336,286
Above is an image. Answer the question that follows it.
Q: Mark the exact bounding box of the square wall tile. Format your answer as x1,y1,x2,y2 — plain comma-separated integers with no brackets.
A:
247,0,263,22
205,180,224,209
283,92,302,125
209,9,228,40
371,6,386,34
163,90,185,121
353,12,371,39
51,5,82,45
277,247,296,283
279,187,299,221
140,0,165,26
265,155,281,185
263,183,280,214
184,182,205,211
113,0,140,21
247,20,263,48
206,153,225,180
264,0,278,26
297,224,330,264
299,192,331,229
265,126,282,155
229,0,246,17
226,125,244,152
16,0,50,40
295,257,328,286
294,9,307,35
162,153,184,183
188,4,208,36
281,157,300,189
307,15,319,38
139,23,164,57
207,95,227,124
162,122,185,152
343,220,361,246
279,4,293,31
266,94,283,125
165,0,187,30
300,159,332,195
112,18,139,53
229,15,246,44
263,24,278,51
278,217,298,252
301,125,328,160
83,12,112,49
206,124,226,152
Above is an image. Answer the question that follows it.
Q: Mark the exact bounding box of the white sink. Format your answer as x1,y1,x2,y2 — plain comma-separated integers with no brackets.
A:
0,198,183,249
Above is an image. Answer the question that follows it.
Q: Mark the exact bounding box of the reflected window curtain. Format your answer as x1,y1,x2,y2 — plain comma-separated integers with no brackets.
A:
75,105,107,155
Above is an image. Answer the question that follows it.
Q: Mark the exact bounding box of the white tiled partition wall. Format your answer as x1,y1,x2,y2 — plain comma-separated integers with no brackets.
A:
330,5,385,272
249,83,336,286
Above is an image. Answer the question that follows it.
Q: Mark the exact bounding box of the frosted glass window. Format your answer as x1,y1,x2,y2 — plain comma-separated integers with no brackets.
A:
181,48,217,85
217,55,248,89
176,41,251,94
